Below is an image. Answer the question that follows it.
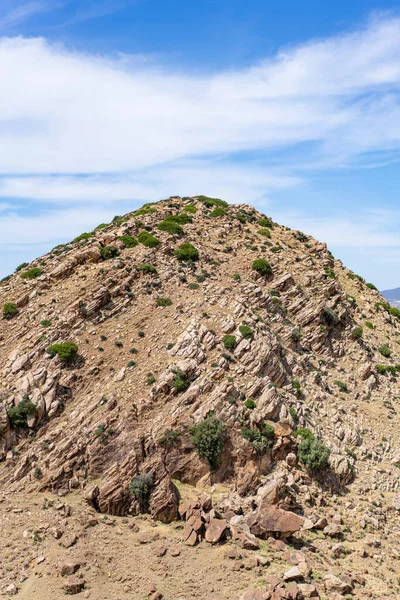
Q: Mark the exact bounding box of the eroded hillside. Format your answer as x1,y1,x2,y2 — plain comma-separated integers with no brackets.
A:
0,196,399,599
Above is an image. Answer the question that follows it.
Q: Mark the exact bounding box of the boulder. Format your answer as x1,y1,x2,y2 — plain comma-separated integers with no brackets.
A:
247,507,304,538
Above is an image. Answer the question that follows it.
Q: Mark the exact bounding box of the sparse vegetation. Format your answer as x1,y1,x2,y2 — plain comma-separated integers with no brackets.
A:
352,326,363,339
242,424,274,453
258,217,273,228
157,220,184,235
378,344,392,358
334,380,348,393
298,436,330,472
118,235,138,248
172,370,190,393
239,325,253,339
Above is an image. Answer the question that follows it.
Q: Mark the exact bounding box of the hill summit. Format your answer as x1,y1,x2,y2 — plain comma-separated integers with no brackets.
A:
0,195,399,599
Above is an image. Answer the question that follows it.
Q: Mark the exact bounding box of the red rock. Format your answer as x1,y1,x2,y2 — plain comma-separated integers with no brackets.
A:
247,507,304,538
205,518,228,544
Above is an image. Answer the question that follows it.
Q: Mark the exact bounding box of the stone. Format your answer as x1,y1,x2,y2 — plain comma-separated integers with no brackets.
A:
283,566,303,581
60,563,81,577
205,518,228,544
247,507,304,538
64,577,85,595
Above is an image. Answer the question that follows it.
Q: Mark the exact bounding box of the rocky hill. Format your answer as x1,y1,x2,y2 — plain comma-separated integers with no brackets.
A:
0,195,399,600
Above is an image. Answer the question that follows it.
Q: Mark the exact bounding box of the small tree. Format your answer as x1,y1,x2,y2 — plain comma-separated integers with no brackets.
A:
191,415,226,471
239,325,253,339
7,398,37,429
130,473,153,512
20,267,43,280
252,259,272,276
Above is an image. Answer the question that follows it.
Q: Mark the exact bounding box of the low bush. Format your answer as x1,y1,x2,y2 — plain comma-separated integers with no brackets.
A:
175,243,199,262
258,217,273,228
252,258,272,276
3,302,18,320
157,220,184,235
172,370,190,393
239,325,253,339
137,264,157,274
244,398,256,409
183,204,197,213
118,235,138,248
222,334,236,350
165,213,193,224
15,262,29,272
40,319,52,328
322,306,339,326
365,321,374,329
366,282,378,290
100,245,119,260
138,231,160,248
197,195,228,208
334,380,348,393
293,428,314,440
191,415,226,471
73,232,92,243
257,228,271,238
20,267,43,280
156,297,172,307
7,398,37,429
352,326,363,339
47,341,78,362
210,207,227,217
298,437,330,472
158,429,179,448
242,424,274,454
291,328,301,342
378,344,392,358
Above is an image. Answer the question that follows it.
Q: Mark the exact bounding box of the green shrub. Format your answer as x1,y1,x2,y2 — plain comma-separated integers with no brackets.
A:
100,245,119,260
334,380,348,393
377,364,400,375
210,207,227,217
188,282,200,290
156,297,172,307
73,232,92,243
242,424,274,453
118,235,138,248
20,267,43,280
222,334,236,350
137,264,157,274
129,473,153,511
47,341,78,362
293,428,314,440
322,306,339,326
252,258,272,276
298,437,330,471
191,415,226,471
291,328,301,342
158,429,179,448
232,273,241,281
378,344,392,358
239,325,253,339
183,204,197,213
174,243,199,262
365,321,374,329
15,262,29,272
138,231,160,248
352,326,363,339
95,222,109,230
3,302,18,320
172,370,190,393
366,283,378,290
40,319,52,328
257,228,271,238
165,213,193,224
389,306,400,319
289,407,297,420
147,373,156,385
258,218,273,228
197,195,228,208
244,398,256,409
7,398,37,429
157,220,184,235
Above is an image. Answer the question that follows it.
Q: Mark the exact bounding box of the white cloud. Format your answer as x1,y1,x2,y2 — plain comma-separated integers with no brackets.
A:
0,16,400,175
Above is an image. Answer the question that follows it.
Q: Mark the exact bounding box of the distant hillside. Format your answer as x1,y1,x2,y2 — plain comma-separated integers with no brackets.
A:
381,287,400,307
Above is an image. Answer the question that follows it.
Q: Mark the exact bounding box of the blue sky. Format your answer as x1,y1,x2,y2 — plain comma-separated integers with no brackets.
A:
0,0,399,289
